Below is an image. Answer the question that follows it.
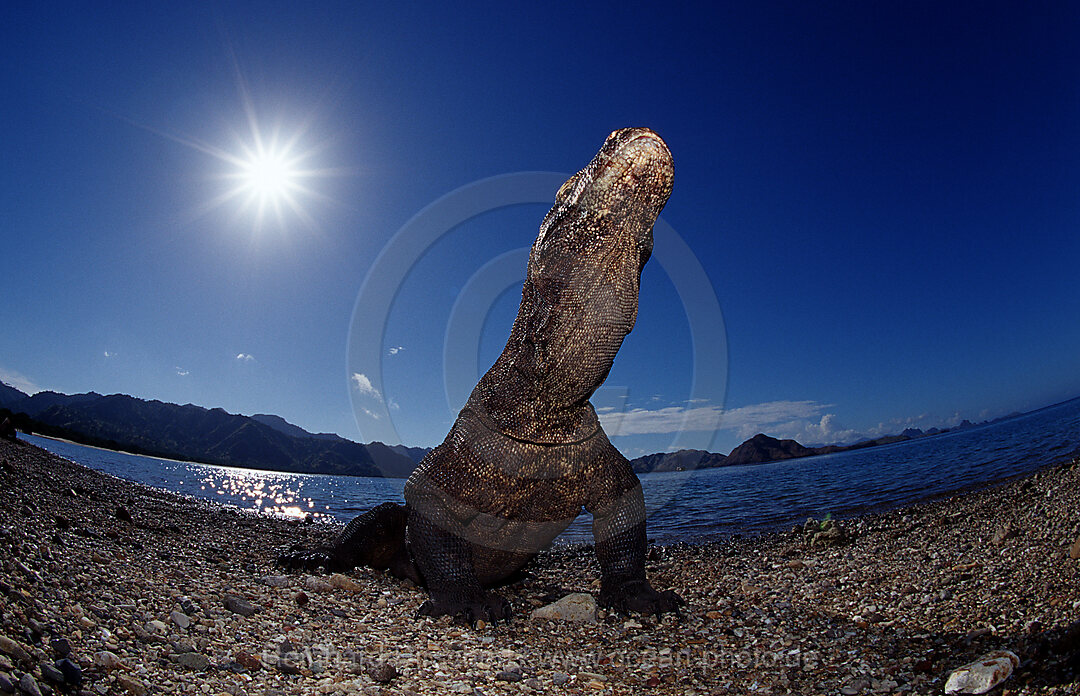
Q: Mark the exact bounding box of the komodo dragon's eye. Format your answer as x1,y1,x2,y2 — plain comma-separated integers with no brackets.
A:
555,172,580,205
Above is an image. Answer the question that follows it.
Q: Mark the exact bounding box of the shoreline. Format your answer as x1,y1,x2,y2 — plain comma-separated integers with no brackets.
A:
0,438,1078,694
26,430,1080,548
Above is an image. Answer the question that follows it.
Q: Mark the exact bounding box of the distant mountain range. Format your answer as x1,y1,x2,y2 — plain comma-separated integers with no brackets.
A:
0,384,423,478
626,414,1017,474
0,381,1012,478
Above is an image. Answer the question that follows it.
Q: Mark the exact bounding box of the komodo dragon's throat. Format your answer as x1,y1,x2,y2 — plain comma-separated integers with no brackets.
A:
282,127,683,622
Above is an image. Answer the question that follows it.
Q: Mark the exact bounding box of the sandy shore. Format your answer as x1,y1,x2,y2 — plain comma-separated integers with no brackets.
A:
0,438,1077,696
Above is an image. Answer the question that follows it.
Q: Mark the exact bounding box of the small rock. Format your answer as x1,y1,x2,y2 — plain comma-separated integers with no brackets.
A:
293,591,309,607
115,505,132,522
1070,535,1080,560
170,610,190,629
529,593,598,623
17,674,41,696
145,620,168,636
366,661,397,683
50,638,71,659
812,523,848,547
552,672,570,685
56,658,81,685
39,664,65,684
328,573,362,591
944,650,1019,694
0,674,12,694
0,636,31,664
233,651,262,672
841,679,870,695
277,659,302,675
302,576,332,592
116,675,147,696
175,652,211,671
496,670,522,682
93,651,124,671
991,522,1018,546
223,595,257,617
262,575,290,588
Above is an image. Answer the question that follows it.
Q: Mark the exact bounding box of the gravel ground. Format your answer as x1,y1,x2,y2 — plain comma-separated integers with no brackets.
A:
0,437,1077,695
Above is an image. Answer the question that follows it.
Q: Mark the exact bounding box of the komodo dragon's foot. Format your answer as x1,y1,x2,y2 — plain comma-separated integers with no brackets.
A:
600,579,684,617
277,545,340,572
417,590,512,626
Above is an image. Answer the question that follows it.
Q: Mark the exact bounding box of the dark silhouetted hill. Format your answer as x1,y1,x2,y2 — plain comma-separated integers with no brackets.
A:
0,383,419,478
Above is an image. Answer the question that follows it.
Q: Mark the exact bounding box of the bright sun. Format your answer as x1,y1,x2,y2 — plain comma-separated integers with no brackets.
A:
218,133,318,230
238,147,300,204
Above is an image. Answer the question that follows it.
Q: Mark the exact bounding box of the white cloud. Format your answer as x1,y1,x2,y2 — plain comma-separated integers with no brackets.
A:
768,413,864,445
600,399,826,437
387,346,404,356
361,407,382,420
351,372,382,400
0,368,42,395
236,353,255,361
104,351,115,358
176,367,190,377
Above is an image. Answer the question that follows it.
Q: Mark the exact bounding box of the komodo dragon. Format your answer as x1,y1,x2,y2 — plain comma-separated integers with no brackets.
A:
282,127,683,622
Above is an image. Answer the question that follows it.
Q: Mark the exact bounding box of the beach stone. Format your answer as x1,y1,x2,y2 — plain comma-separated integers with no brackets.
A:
366,661,397,683
18,673,42,696
115,675,147,696
303,576,332,592
1069,535,1080,559
841,680,869,695
991,522,1018,545
328,573,362,591
171,641,196,654
262,575,290,588
233,651,262,672
0,674,11,694
811,521,848,547
0,636,31,664
93,650,124,670
50,638,70,659
170,610,190,629
39,663,65,684
944,650,1019,694
175,652,210,671
277,658,302,675
145,620,168,636
56,658,81,685
115,505,132,522
552,672,570,685
496,670,523,682
223,595,256,617
293,591,309,607
529,593,598,623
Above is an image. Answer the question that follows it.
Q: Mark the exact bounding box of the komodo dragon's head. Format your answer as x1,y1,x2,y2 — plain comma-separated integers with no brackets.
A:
515,127,674,408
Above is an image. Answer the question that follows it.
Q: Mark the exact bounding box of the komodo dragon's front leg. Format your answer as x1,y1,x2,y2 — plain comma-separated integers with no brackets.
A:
589,444,684,615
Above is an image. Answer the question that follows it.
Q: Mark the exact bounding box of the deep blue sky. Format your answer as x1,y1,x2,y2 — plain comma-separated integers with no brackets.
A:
2,2,1078,457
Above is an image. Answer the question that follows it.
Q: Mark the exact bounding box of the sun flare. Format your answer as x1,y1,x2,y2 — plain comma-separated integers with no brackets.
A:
237,145,301,205
216,132,320,230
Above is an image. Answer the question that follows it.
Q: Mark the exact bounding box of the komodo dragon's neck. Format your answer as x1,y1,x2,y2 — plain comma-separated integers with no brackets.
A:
464,127,674,446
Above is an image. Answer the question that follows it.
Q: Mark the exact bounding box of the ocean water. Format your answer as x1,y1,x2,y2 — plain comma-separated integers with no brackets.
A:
21,397,1080,543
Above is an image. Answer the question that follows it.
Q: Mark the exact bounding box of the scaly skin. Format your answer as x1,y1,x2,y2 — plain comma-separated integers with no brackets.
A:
281,128,683,623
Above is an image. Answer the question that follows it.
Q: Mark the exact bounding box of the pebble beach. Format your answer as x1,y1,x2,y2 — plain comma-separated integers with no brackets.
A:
0,437,1078,696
